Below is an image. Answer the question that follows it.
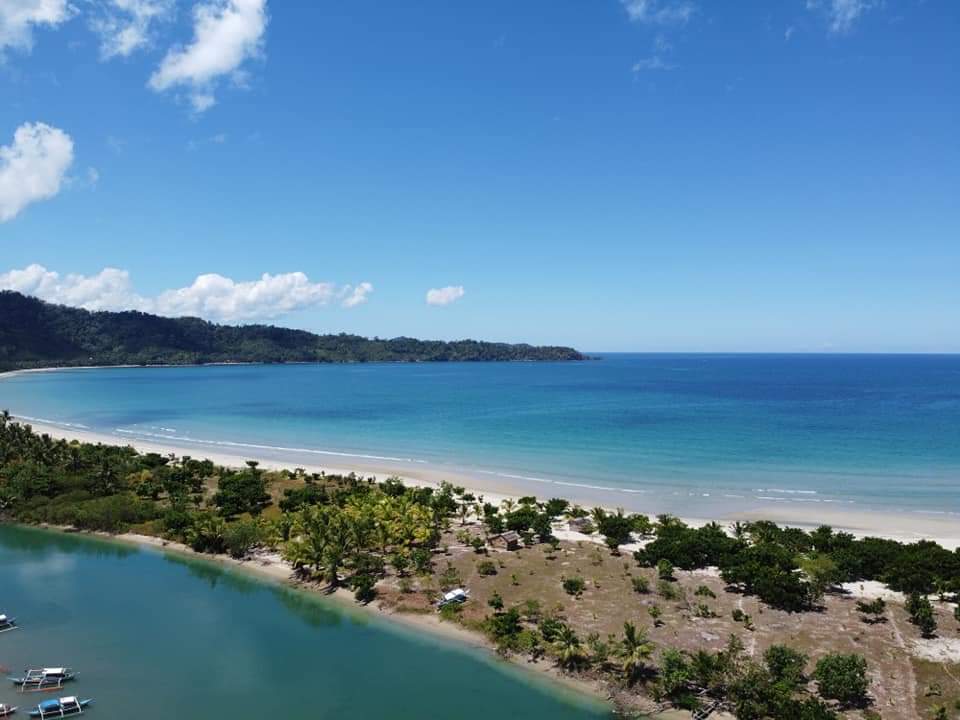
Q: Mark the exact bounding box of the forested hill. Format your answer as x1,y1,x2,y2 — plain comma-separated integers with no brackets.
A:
0,291,585,370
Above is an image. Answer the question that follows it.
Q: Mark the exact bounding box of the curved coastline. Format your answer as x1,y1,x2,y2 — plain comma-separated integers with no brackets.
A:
15,417,960,551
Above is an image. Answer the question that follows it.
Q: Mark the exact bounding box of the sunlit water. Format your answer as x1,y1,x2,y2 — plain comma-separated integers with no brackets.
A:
1,354,958,517
0,525,610,720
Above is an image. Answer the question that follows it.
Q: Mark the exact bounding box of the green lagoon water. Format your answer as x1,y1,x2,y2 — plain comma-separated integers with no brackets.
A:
0,525,610,720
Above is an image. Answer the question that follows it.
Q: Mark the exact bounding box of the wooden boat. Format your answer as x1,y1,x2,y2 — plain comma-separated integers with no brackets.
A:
0,614,17,633
29,697,91,719
9,669,76,692
0,703,18,717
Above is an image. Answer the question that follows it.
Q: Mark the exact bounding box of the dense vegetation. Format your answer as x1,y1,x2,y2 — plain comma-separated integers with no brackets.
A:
2,414,956,719
0,291,585,370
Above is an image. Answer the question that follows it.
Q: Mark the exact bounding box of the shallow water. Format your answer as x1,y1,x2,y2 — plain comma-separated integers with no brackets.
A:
1,354,958,517
0,525,610,720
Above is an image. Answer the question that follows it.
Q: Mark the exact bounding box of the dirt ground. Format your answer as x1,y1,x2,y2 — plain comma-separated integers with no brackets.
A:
375,521,960,720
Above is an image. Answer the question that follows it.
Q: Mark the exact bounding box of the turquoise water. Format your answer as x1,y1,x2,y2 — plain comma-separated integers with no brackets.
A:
1,354,958,517
0,525,610,720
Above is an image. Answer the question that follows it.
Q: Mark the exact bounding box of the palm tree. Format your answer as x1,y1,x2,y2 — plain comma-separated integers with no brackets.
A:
553,625,589,671
618,622,655,682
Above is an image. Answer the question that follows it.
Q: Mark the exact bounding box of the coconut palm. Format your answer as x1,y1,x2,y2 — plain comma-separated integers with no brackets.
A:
618,621,655,682
553,625,589,670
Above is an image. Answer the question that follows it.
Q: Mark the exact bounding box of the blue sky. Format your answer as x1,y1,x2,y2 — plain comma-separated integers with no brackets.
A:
0,0,957,352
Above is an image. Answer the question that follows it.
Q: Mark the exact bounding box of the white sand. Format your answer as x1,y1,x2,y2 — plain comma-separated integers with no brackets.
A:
15,417,960,550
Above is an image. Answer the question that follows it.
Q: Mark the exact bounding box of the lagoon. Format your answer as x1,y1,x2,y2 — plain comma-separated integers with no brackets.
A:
0,525,609,720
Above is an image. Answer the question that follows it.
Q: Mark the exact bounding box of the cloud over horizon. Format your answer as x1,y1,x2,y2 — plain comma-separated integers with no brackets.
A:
0,122,74,223
148,0,268,113
426,286,465,307
0,264,373,321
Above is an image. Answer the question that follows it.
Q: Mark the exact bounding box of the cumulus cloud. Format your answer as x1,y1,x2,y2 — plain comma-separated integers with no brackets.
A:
0,122,74,223
426,286,465,307
0,0,73,55
807,0,874,34
90,0,176,59
0,265,372,322
620,0,695,26
148,0,268,113
340,282,373,308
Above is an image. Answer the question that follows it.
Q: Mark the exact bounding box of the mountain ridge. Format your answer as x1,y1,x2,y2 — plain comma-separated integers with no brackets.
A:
0,291,585,371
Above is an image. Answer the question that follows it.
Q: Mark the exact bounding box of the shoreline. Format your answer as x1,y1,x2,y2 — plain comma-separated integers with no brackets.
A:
17,417,960,550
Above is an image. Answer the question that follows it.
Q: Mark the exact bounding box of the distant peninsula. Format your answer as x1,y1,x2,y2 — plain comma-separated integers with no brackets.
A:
0,291,585,371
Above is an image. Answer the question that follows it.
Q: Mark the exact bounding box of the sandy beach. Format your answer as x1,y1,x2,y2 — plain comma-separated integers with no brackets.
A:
19,416,960,550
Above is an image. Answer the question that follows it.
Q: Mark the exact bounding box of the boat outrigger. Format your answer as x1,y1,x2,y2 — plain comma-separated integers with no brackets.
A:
0,703,18,717
0,614,17,633
29,697,91,718
9,669,76,693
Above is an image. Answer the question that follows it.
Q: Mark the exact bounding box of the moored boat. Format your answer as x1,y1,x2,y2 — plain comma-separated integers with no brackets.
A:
0,614,16,633
9,669,76,692
29,697,91,719
0,703,18,717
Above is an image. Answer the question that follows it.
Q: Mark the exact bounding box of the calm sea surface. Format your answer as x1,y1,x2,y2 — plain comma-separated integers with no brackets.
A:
0,525,609,720
1,354,958,517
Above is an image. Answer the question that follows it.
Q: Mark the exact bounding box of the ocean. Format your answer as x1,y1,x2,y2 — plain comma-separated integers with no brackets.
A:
1,354,958,519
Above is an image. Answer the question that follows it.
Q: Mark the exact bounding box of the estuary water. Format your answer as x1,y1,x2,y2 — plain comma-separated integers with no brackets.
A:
0,525,609,720
1,354,958,518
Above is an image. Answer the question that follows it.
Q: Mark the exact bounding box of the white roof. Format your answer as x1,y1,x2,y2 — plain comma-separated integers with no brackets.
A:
43,668,66,675
60,697,77,705
442,588,467,601
0,614,7,621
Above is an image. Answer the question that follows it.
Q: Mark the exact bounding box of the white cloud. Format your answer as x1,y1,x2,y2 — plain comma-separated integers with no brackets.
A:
148,0,268,113
620,0,695,26
632,56,675,72
340,282,373,308
426,286,465,307
807,0,874,34
0,122,74,223
784,25,795,41
0,264,143,310
0,0,73,55
0,265,373,321
90,0,176,59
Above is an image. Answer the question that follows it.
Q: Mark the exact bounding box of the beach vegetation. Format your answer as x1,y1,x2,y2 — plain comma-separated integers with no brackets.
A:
813,653,869,707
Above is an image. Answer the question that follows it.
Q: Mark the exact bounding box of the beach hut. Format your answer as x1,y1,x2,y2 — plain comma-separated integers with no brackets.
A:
492,531,521,550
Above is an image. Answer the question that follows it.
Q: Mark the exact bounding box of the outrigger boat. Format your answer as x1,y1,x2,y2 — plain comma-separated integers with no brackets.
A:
29,697,91,719
9,669,76,692
0,703,18,717
0,614,17,633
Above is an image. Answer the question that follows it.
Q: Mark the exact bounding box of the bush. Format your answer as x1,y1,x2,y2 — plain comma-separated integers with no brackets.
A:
764,645,808,688
694,584,716,598
477,560,498,576
657,558,675,580
814,653,869,707
352,574,377,603
658,579,682,601
223,519,260,559
631,575,650,594
562,576,586,596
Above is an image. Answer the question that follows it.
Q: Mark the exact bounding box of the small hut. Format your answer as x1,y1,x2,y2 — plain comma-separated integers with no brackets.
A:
491,530,521,550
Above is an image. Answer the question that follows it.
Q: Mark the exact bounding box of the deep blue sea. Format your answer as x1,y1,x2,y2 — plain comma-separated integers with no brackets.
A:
1,354,958,518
